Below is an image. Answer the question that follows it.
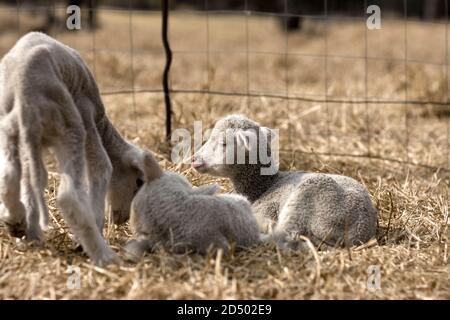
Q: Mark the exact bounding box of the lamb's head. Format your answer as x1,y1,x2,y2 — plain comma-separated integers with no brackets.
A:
109,146,163,225
192,114,279,177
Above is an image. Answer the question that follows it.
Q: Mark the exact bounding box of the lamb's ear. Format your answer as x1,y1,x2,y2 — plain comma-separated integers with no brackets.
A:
142,151,164,182
235,129,258,151
193,184,220,195
126,148,164,182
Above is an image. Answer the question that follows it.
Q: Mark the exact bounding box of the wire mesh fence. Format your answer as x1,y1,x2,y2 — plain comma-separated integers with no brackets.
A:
1,0,449,172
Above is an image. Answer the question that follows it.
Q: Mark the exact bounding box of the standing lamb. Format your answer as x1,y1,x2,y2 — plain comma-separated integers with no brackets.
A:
124,153,261,260
192,115,377,248
0,32,154,266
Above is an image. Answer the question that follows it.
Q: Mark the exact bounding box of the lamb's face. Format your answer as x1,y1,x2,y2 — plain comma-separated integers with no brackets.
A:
192,115,278,177
191,125,234,177
108,147,155,225
108,164,144,225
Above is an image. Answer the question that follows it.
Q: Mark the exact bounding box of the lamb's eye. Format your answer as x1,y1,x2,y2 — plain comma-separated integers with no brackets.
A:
221,141,227,147
136,178,144,189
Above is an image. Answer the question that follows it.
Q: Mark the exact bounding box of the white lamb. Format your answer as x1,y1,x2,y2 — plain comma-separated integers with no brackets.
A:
192,114,378,249
124,153,261,259
0,32,156,266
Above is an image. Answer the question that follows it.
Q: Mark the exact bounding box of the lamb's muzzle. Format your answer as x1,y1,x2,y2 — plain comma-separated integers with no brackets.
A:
191,156,207,171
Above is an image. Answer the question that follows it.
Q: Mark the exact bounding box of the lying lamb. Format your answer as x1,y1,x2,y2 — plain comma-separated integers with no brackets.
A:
0,32,155,266
124,153,261,260
192,115,378,248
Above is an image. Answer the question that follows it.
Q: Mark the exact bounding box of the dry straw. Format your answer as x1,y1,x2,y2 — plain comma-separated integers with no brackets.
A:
0,9,449,299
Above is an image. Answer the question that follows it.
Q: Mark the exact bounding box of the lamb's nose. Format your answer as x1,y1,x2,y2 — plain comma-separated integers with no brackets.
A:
192,162,204,169
191,159,201,168
191,156,205,169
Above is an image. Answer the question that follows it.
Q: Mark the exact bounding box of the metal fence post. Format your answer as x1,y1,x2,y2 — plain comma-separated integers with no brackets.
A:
162,0,172,140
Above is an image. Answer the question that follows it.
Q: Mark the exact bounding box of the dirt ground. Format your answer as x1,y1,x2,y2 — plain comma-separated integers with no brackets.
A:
0,7,449,299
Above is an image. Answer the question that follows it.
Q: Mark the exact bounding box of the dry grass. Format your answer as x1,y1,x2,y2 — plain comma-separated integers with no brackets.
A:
0,7,449,299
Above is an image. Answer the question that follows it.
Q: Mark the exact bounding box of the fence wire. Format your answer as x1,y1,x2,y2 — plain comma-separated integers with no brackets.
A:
3,0,450,173
162,0,450,173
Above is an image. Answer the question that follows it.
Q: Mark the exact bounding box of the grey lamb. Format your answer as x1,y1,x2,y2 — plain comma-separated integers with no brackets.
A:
124,153,261,260
192,114,378,248
0,32,156,266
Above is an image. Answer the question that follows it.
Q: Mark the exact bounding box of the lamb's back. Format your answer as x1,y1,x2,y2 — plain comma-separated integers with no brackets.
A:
253,171,376,225
252,171,306,221
2,32,101,111
259,171,377,245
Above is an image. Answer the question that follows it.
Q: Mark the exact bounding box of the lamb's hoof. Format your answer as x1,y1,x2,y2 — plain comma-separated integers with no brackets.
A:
92,248,121,267
15,238,29,251
25,226,44,246
72,244,84,253
0,206,24,237
3,218,27,238
14,236,43,251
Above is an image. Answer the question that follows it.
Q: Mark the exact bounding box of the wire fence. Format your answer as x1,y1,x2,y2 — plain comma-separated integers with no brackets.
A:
164,0,450,173
2,0,450,173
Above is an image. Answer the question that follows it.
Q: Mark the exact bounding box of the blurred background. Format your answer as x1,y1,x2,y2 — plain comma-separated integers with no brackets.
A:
177,0,449,30
0,1,447,32
1,0,450,172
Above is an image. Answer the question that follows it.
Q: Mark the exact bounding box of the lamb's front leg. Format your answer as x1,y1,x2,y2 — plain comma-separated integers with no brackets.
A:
85,126,112,232
54,125,118,267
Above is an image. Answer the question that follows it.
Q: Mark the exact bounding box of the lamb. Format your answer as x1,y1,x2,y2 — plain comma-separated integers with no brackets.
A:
124,153,261,260
0,32,155,266
192,114,378,248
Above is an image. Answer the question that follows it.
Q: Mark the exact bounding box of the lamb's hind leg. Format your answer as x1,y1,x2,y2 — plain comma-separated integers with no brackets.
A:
54,127,118,266
0,126,26,238
20,136,49,243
